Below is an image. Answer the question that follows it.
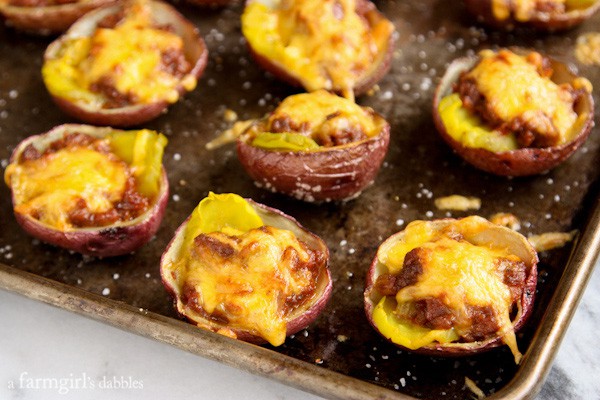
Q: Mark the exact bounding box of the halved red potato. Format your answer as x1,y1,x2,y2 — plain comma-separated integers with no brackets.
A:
464,0,600,31
235,90,390,202
42,0,208,127
364,216,538,363
241,0,396,99
0,0,118,35
4,124,169,257
160,192,332,345
433,48,594,176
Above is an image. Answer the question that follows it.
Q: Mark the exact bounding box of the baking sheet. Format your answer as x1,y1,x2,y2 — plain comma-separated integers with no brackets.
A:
1,1,600,399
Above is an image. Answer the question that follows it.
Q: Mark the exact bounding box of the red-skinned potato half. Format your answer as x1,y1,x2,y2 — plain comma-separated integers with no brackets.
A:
4,124,169,257
235,90,390,202
160,192,332,346
364,216,538,363
0,0,118,35
42,0,208,127
464,0,600,31
241,0,396,99
433,48,594,176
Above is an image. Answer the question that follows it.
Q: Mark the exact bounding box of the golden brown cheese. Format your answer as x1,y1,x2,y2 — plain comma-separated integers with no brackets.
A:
241,0,394,97
492,0,567,21
5,147,127,230
42,0,196,108
465,50,579,145
377,217,524,362
179,226,317,346
266,90,378,137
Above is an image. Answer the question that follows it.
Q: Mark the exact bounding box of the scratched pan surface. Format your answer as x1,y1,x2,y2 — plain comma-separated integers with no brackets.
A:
1,1,600,399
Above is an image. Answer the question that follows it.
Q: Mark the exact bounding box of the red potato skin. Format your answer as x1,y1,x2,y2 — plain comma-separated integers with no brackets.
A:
236,121,390,202
243,0,396,96
432,51,595,176
43,0,209,127
6,124,169,257
0,0,118,35
364,218,538,356
160,199,333,345
464,0,600,31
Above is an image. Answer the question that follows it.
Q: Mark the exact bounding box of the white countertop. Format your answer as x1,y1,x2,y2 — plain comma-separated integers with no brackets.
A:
1,258,599,400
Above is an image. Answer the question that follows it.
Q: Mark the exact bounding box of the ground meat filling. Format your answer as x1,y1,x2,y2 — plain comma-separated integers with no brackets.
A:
265,112,368,148
411,297,455,330
68,175,149,228
373,247,426,296
21,132,149,228
463,305,500,342
454,51,581,148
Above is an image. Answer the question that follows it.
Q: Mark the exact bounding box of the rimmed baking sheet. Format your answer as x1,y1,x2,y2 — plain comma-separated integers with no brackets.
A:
1,1,600,399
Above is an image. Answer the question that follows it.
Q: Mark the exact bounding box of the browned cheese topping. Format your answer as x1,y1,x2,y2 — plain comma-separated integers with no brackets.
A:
180,225,324,345
454,50,585,148
7,133,148,229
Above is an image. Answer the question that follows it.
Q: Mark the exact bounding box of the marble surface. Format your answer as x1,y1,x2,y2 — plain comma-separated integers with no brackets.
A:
0,259,598,400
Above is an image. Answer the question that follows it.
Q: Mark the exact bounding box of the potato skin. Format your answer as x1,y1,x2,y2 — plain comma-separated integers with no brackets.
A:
236,120,390,202
43,0,208,127
243,0,396,96
0,0,118,35
6,124,169,257
160,199,333,345
464,0,600,31
432,51,595,176
364,217,538,356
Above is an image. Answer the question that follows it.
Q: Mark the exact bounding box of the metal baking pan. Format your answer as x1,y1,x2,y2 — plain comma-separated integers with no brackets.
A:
1,1,599,399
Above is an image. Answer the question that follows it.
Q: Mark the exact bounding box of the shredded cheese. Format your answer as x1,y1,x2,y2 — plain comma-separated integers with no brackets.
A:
5,147,127,230
464,50,579,145
241,0,394,96
43,0,195,108
180,226,315,346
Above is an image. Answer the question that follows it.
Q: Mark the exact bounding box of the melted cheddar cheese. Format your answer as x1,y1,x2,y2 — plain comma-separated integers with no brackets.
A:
241,0,394,97
168,193,320,346
4,129,167,231
181,226,315,346
247,90,381,151
42,0,196,108
466,50,578,144
374,217,526,363
491,0,593,21
271,90,378,136
5,147,127,230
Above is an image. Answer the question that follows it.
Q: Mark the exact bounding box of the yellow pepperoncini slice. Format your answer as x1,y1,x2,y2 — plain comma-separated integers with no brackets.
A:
251,132,320,151
182,192,264,250
109,129,167,198
372,296,459,350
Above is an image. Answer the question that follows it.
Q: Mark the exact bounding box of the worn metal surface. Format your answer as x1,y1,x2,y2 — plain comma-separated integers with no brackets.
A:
1,1,599,399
